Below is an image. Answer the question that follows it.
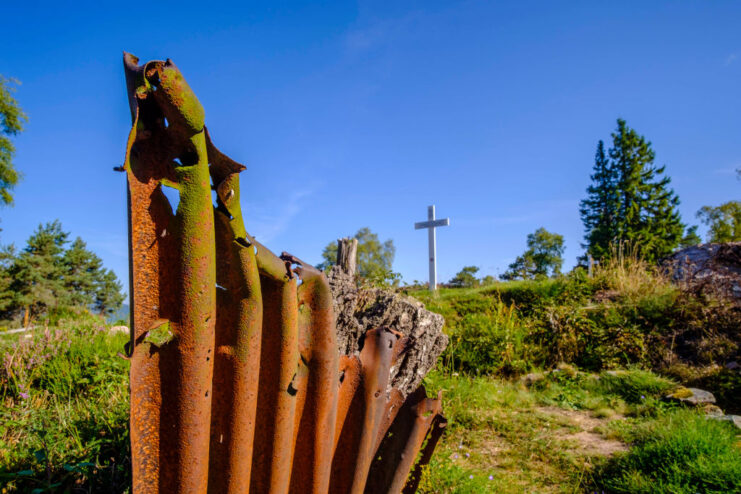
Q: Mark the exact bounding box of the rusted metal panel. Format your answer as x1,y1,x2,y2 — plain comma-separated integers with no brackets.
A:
123,53,446,494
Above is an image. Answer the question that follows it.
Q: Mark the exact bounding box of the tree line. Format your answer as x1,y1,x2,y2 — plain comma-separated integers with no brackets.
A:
0,221,124,325
452,118,740,286
1,76,125,325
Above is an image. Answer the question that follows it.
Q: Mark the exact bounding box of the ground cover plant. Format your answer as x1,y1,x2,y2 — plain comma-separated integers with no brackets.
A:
418,368,741,494
410,253,741,411
0,313,130,493
0,252,738,493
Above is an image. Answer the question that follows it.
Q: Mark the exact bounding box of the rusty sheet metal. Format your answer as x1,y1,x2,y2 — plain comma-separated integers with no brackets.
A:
123,53,445,494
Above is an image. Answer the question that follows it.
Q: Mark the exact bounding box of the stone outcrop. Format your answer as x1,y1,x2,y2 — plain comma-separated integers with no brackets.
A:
664,242,741,303
665,386,716,406
326,239,448,398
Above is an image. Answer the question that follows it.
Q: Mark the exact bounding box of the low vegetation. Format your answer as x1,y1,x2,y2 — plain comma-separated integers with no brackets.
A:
0,253,738,493
419,368,741,494
411,253,740,412
0,313,130,492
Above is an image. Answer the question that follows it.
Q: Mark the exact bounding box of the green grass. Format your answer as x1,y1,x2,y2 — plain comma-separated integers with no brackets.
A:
418,368,740,494
1,254,739,493
596,410,741,493
0,315,130,493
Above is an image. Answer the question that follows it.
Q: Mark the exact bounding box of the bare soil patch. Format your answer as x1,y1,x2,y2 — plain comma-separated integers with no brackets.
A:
536,406,628,457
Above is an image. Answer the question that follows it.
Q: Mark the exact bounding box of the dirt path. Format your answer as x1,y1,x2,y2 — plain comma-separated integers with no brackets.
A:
536,406,628,456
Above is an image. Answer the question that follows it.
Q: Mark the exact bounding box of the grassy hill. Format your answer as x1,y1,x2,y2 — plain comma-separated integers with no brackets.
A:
0,256,739,493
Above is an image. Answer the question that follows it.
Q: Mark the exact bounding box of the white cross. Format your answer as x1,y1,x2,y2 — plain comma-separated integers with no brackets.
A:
414,205,450,291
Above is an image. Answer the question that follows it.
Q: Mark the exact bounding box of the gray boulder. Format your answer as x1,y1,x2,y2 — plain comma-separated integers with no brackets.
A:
665,387,716,405
664,242,741,304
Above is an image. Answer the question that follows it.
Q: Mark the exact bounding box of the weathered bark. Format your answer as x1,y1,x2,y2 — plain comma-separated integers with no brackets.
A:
327,245,448,399
336,238,358,276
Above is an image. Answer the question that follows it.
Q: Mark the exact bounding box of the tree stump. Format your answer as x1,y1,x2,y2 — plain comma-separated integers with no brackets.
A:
336,237,358,275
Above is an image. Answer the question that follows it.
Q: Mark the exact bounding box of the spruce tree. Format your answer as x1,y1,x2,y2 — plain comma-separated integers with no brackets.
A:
579,140,619,260
581,119,684,262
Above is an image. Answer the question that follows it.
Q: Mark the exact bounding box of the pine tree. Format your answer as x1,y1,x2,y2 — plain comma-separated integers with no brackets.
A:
94,269,125,316
4,222,125,323
62,237,104,307
11,220,68,323
581,119,684,262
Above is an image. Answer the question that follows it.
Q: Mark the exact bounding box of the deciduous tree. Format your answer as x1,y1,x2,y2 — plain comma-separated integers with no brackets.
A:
697,201,741,243
317,227,397,284
502,228,564,280
0,76,27,206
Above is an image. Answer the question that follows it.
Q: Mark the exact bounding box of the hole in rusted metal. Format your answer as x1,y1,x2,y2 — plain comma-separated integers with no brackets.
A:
160,184,180,213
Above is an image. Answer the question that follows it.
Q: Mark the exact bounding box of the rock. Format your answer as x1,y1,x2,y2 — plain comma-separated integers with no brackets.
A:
702,404,725,417
520,373,545,387
665,387,716,405
109,325,129,334
326,262,448,400
710,414,741,430
663,242,741,304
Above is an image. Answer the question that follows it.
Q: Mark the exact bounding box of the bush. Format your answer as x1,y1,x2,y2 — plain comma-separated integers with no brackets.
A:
441,297,532,376
595,410,741,493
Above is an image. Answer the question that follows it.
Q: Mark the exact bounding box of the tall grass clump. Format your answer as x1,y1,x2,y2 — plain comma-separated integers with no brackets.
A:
595,410,741,493
592,244,676,303
438,294,534,376
0,313,131,493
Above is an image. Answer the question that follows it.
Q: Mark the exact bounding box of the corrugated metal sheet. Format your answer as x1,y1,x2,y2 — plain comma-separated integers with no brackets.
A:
122,53,445,494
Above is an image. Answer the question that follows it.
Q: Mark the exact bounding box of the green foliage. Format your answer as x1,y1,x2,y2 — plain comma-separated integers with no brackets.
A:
697,201,741,243
449,265,480,288
501,227,564,280
0,76,27,206
1,221,124,322
317,227,399,285
0,315,131,492
580,140,619,259
679,224,702,248
581,119,685,262
412,253,739,377
595,410,741,493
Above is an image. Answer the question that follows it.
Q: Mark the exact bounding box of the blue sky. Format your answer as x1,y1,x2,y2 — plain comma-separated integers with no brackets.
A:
2,1,740,289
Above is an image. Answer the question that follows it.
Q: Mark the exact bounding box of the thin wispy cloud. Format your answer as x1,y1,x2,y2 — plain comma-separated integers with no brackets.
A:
725,53,737,66
244,183,323,244
712,166,740,176
455,200,578,228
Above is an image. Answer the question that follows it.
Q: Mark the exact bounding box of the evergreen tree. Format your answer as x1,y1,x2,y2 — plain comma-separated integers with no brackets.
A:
11,221,68,322
579,140,619,260
2,222,125,322
61,237,124,316
449,266,480,288
581,119,684,262
679,225,702,248
62,237,104,306
94,269,125,316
